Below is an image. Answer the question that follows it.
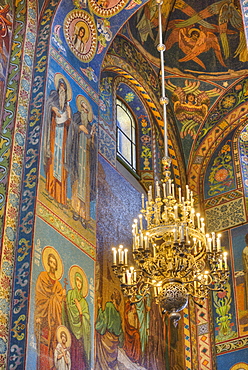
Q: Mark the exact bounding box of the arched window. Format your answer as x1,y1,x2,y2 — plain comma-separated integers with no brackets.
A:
116,98,136,171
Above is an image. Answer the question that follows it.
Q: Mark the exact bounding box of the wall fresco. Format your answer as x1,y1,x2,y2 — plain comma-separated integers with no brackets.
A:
96,155,185,370
38,59,97,242
204,133,236,199
231,224,248,337
217,347,248,370
26,217,95,369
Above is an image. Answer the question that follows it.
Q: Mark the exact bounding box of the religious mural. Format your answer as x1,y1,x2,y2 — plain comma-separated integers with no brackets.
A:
129,0,248,74
39,62,97,239
96,156,185,370
1,0,248,368
26,218,94,369
232,225,248,337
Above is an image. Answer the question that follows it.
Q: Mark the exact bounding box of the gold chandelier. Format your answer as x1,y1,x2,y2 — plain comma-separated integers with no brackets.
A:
111,0,229,326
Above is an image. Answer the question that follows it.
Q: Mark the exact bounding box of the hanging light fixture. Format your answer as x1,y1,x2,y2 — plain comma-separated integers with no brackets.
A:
111,0,229,326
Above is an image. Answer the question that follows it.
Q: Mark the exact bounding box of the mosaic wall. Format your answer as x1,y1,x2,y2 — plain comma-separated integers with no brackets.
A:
1,0,248,369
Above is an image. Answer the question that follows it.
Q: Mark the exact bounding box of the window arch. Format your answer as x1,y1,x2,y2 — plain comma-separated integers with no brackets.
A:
116,98,137,171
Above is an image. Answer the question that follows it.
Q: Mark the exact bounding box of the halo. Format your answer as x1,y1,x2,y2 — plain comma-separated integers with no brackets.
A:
76,95,93,122
54,73,72,101
56,325,71,348
69,265,88,297
230,364,248,370
188,28,200,37
74,21,89,44
42,246,63,281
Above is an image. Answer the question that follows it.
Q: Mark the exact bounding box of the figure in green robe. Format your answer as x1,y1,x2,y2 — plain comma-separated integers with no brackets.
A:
63,272,91,370
95,289,124,370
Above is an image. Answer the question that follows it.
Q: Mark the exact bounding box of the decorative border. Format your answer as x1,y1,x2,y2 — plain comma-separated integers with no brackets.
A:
0,0,36,367
7,1,61,368
37,202,96,258
89,0,129,18
204,190,244,209
205,197,246,232
0,1,25,239
196,299,213,370
216,336,248,354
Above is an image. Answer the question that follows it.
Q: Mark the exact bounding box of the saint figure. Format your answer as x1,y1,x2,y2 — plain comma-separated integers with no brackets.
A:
34,247,64,369
66,95,96,227
43,74,72,205
95,289,124,370
63,266,91,370
54,326,71,370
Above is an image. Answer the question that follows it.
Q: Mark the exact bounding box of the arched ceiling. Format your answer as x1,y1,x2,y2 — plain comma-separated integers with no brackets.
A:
102,0,248,195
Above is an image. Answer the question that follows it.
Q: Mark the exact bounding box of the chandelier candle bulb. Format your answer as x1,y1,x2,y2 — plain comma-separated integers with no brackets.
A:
134,219,138,234
178,187,182,203
174,205,178,219
223,252,228,269
156,181,161,198
148,186,152,203
112,248,117,265
118,245,124,264
139,214,143,230
139,232,144,249
208,238,212,253
144,235,149,250
133,270,137,283
127,270,132,285
186,184,189,200
217,234,221,252
168,179,172,195
163,183,166,198
124,249,128,265
132,236,136,251
141,193,145,209
172,183,175,198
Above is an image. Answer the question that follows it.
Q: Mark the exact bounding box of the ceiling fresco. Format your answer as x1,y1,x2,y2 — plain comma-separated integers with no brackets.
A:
104,0,248,173
128,0,248,78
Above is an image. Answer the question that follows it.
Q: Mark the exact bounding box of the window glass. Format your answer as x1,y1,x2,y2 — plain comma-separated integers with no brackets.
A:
116,98,136,171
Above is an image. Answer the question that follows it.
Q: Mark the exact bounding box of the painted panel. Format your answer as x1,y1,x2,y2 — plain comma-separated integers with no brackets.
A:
26,217,95,369
38,58,97,243
232,224,248,337
217,346,248,369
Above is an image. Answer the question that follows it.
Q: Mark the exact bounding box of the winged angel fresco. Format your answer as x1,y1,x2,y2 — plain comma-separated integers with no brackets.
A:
165,80,221,138
136,0,248,68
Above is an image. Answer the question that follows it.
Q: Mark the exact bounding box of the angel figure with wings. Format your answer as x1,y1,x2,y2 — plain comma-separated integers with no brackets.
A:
166,80,221,139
